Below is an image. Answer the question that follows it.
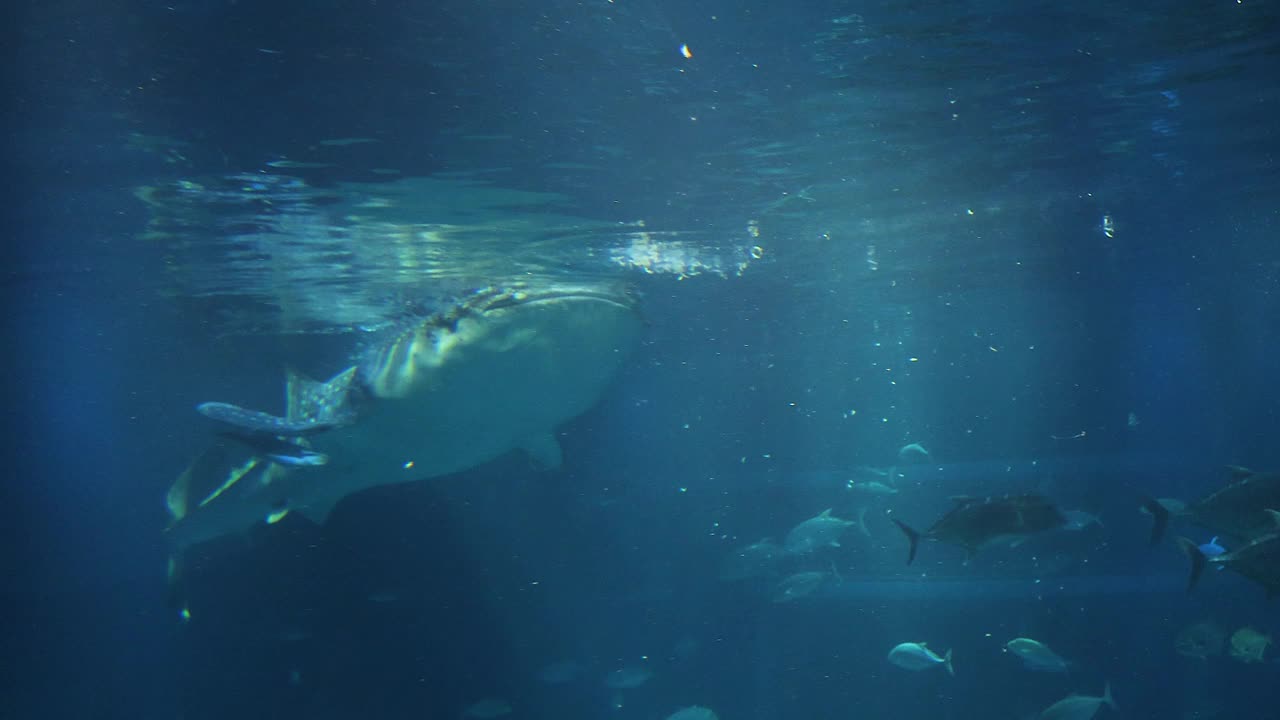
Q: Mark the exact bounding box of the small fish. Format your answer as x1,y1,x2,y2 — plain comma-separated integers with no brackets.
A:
317,137,378,147
1038,682,1115,720
1229,626,1272,663
771,570,830,603
265,160,335,169
1062,509,1103,531
887,642,953,675
719,538,783,581
848,480,898,496
604,666,653,689
1006,637,1070,673
851,506,870,537
666,707,718,720
1174,620,1225,659
784,508,857,554
463,698,512,719
1199,536,1227,558
898,442,929,459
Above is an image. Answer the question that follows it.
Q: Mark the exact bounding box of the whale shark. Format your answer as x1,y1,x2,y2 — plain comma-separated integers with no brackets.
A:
166,283,643,568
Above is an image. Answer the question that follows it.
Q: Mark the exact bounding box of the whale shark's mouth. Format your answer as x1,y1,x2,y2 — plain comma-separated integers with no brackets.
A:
425,284,637,326
472,285,637,312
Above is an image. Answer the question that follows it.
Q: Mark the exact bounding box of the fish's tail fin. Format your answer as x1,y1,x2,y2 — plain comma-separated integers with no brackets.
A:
891,518,921,565
854,506,870,537
1101,681,1116,711
943,649,954,676
1265,509,1280,529
1142,497,1170,546
1177,537,1208,592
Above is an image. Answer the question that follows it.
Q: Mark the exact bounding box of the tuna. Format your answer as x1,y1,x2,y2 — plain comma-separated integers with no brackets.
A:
891,493,1067,564
1145,466,1280,545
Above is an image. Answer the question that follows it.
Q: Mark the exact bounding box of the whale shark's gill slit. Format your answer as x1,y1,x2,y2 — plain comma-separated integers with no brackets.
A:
362,324,425,398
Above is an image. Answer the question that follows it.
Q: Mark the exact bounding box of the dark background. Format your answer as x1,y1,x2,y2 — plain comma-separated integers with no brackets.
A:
6,1,1279,718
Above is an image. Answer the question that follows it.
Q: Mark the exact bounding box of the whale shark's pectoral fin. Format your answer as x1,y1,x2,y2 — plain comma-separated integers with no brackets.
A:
166,455,199,526
198,456,270,509
167,442,289,535
520,432,563,470
198,402,340,437
286,366,358,427
167,443,251,526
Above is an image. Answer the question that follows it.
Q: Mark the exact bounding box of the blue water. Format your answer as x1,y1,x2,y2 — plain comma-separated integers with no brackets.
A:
7,1,1280,719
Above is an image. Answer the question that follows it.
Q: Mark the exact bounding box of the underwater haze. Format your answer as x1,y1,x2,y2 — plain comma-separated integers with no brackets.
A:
6,1,1280,719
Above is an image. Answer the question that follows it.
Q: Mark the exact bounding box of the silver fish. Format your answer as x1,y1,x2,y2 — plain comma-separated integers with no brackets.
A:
887,642,953,675
719,538,784,581
784,508,857,554
1145,466,1280,545
1038,683,1115,720
604,666,653,689
771,571,830,603
891,494,1067,564
1006,637,1070,672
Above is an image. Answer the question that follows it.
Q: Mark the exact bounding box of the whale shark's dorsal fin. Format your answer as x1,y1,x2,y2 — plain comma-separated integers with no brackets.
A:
286,366,357,426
